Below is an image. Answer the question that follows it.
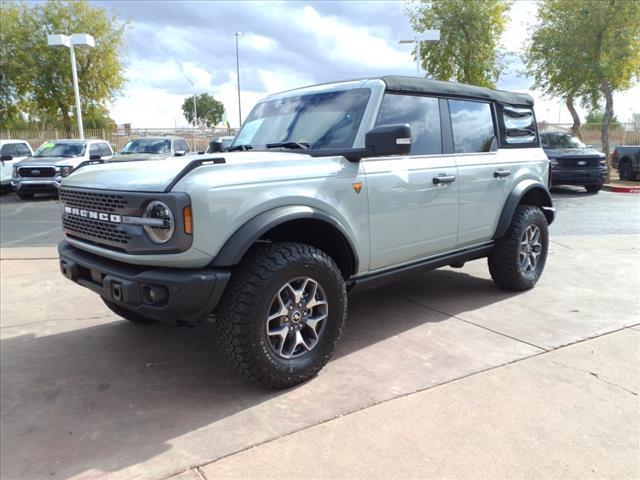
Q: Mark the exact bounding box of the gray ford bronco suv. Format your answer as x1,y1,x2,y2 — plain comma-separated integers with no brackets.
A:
58,76,555,388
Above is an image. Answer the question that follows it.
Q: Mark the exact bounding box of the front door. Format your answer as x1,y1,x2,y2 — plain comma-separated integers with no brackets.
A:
363,93,459,271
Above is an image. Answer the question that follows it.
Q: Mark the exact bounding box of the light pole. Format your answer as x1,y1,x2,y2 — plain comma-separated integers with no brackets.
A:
180,65,198,129
234,32,242,126
399,30,440,77
47,33,95,139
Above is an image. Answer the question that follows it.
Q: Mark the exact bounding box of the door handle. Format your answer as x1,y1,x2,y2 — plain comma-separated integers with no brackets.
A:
433,175,456,185
494,170,511,178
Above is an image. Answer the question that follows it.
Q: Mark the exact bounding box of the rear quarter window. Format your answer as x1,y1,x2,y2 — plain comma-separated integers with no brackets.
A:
498,105,538,148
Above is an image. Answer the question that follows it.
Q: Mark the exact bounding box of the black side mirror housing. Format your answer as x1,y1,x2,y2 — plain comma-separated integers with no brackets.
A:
174,150,186,157
89,154,101,160
365,124,412,157
208,141,224,153
1,154,13,161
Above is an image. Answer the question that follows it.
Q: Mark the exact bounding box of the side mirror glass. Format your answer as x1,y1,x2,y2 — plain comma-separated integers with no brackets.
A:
0,154,12,161
89,154,101,160
365,124,412,157
174,150,186,157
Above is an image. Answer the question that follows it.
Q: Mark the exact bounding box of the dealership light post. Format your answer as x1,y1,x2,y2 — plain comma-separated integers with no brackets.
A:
47,33,95,139
399,30,440,77
234,32,242,126
180,66,198,128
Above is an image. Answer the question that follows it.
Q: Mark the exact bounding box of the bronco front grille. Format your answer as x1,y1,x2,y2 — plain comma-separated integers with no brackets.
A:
18,167,56,177
63,215,132,245
59,189,129,212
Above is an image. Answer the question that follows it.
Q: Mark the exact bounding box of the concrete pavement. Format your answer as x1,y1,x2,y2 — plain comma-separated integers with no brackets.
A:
1,234,639,479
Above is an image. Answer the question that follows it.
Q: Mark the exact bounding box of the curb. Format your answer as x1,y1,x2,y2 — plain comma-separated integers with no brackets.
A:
602,184,640,194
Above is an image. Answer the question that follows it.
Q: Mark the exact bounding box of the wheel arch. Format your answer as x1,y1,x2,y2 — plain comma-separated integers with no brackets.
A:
494,180,555,239
210,205,359,279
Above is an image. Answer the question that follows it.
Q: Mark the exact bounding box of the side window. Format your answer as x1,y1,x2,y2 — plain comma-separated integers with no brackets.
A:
500,106,537,146
375,93,441,155
99,143,112,157
18,143,32,156
449,100,495,153
176,139,189,152
89,144,101,157
1,144,17,156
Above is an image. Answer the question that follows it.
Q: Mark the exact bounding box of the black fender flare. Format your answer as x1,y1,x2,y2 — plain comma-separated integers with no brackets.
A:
494,179,555,239
210,205,359,273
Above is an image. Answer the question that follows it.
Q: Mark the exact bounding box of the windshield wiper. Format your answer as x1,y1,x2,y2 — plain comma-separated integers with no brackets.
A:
229,144,253,152
265,142,309,150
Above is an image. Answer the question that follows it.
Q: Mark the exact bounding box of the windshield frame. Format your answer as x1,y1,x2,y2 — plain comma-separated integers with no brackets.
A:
230,87,373,153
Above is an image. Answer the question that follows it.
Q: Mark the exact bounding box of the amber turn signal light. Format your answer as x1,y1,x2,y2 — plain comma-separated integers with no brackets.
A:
183,206,193,234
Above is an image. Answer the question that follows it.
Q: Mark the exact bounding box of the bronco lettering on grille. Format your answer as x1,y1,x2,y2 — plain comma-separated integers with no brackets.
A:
64,206,122,224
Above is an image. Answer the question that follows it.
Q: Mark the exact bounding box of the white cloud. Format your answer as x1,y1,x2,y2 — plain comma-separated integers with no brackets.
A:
243,33,278,52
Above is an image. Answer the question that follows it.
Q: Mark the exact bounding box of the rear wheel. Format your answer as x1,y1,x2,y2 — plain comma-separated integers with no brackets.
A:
488,205,549,291
102,298,157,324
214,242,347,389
585,184,602,193
16,192,34,200
619,161,634,181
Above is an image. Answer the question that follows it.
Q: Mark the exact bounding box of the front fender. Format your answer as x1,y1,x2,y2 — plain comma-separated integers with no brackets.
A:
494,179,555,239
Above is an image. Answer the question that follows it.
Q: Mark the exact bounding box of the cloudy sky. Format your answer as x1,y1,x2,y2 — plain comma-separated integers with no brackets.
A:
95,0,639,128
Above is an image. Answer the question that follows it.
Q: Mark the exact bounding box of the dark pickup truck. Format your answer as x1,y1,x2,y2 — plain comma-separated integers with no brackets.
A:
612,146,640,181
541,132,607,193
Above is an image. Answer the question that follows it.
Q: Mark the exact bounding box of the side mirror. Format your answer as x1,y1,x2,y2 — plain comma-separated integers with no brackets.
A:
208,141,224,153
0,154,13,161
365,124,412,157
89,154,101,160
174,150,186,157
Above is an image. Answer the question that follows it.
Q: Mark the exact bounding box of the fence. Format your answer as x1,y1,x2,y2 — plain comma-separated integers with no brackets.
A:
2,123,639,154
0,127,239,153
539,122,640,150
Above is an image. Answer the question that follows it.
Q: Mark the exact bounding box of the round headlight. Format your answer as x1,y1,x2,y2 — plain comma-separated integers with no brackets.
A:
143,201,175,244
60,166,73,177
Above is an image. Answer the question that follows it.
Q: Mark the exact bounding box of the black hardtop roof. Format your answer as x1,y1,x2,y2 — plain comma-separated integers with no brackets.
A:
380,76,533,107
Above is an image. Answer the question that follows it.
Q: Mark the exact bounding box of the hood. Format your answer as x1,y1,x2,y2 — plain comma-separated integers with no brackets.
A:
61,151,315,192
109,152,172,162
16,156,85,167
544,147,605,159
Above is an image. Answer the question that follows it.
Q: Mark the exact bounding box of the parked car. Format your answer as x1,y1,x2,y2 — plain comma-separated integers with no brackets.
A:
12,139,113,199
207,135,235,153
611,146,640,181
109,136,192,162
1,140,33,189
57,75,554,388
541,132,607,193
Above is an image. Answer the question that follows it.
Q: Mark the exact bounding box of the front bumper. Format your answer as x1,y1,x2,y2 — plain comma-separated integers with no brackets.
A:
12,178,62,192
58,240,230,324
550,167,606,186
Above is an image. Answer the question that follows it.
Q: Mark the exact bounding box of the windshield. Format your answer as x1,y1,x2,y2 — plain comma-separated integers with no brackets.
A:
231,88,371,150
542,133,586,149
33,142,86,158
120,138,171,154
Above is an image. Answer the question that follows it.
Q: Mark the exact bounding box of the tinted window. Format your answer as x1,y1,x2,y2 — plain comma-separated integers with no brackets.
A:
89,144,101,156
502,106,537,145
99,143,112,156
1,144,17,156
449,100,495,153
176,140,189,152
376,94,441,155
120,139,171,154
17,143,32,156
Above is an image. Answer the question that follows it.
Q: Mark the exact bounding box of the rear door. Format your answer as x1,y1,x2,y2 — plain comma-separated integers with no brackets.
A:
449,99,513,247
363,93,459,271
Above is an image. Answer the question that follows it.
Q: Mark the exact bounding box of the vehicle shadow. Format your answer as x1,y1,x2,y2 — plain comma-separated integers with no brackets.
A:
0,266,518,479
550,185,598,197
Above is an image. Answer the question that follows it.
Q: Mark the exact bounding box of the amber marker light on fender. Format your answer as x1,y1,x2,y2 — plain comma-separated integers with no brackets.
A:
184,206,193,234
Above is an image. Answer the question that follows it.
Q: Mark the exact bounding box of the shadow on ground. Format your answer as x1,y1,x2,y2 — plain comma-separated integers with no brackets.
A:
1,268,519,479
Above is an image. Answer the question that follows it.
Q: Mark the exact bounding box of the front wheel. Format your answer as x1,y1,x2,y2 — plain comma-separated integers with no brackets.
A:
619,162,634,181
214,242,347,389
585,184,602,193
488,205,549,291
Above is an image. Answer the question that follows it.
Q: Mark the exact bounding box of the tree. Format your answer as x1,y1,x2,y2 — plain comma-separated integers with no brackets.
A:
585,108,619,126
182,93,225,128
0,1,127,135
407,0,511,88
526,0,640,180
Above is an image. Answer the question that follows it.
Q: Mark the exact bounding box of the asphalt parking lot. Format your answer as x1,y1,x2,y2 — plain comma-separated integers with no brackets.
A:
1,187,639,480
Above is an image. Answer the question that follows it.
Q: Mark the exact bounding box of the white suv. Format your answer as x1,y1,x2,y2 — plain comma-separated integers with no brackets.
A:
12,139,113,199
1,140,34,188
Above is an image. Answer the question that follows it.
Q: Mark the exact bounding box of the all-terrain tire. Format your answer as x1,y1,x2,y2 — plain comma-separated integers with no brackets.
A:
585,184,602,193
488,205,549,291
214,242,347,389
102,298,157,324
17,192,34,200
619,161,634,181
